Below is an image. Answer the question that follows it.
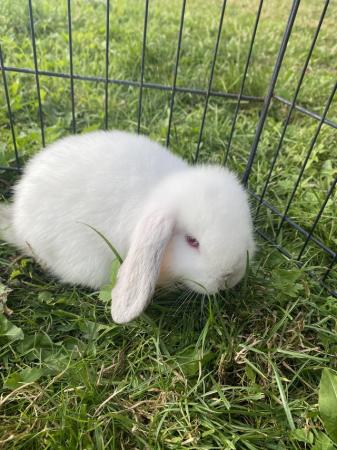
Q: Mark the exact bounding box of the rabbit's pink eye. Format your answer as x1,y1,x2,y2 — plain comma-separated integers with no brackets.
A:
185,235,199,249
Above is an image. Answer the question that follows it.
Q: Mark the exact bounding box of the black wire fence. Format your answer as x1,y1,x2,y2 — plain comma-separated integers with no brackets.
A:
0,0,336,297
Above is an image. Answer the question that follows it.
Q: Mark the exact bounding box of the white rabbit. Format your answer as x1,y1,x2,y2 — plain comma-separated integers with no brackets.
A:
0,130,255,323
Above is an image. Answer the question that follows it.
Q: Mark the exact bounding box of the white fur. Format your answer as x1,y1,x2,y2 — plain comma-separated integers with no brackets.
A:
0,130,255,323
0,203,14,243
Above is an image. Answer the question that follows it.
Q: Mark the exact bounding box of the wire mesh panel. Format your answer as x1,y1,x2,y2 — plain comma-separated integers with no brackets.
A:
0,0,336,296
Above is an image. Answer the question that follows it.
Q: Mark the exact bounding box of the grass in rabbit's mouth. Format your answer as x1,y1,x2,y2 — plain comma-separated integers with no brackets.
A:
1,0,337,448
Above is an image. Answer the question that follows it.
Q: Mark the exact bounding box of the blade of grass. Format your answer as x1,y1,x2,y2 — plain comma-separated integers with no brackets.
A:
271,360,296,431
79,222,123,263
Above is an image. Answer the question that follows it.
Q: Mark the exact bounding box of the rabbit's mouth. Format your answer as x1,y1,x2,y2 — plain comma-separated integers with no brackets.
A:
182,272,243,294
181,278,220,295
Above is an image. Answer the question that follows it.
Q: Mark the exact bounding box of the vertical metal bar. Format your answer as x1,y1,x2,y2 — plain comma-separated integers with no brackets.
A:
0,46,20,170
104,0,110,130
223,0,264,166
166,0,186,147
194,0,227,163
241,0,300,185
255,0,329,217
321,255,336,283
137,0,149,134
297,175,337,260
276,80,337,237
67,0,76,134
28,0,45,147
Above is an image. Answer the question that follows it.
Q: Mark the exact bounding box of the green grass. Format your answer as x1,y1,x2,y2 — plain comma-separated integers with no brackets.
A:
0,0,337,448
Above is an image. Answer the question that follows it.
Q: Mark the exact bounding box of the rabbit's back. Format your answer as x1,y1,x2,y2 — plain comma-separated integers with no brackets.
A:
10,131,187,288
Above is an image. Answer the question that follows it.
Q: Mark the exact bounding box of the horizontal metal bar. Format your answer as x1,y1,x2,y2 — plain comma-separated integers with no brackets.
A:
0,165,21,172
273,94,337,129
2,67,335,128
0,65,265,102
248,188,336,259
256,228,337,299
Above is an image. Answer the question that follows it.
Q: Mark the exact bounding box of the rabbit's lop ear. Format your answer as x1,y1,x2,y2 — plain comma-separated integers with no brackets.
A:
111,211,174,324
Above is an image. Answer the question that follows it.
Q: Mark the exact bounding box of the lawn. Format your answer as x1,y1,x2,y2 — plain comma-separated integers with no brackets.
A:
1,0,337,448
